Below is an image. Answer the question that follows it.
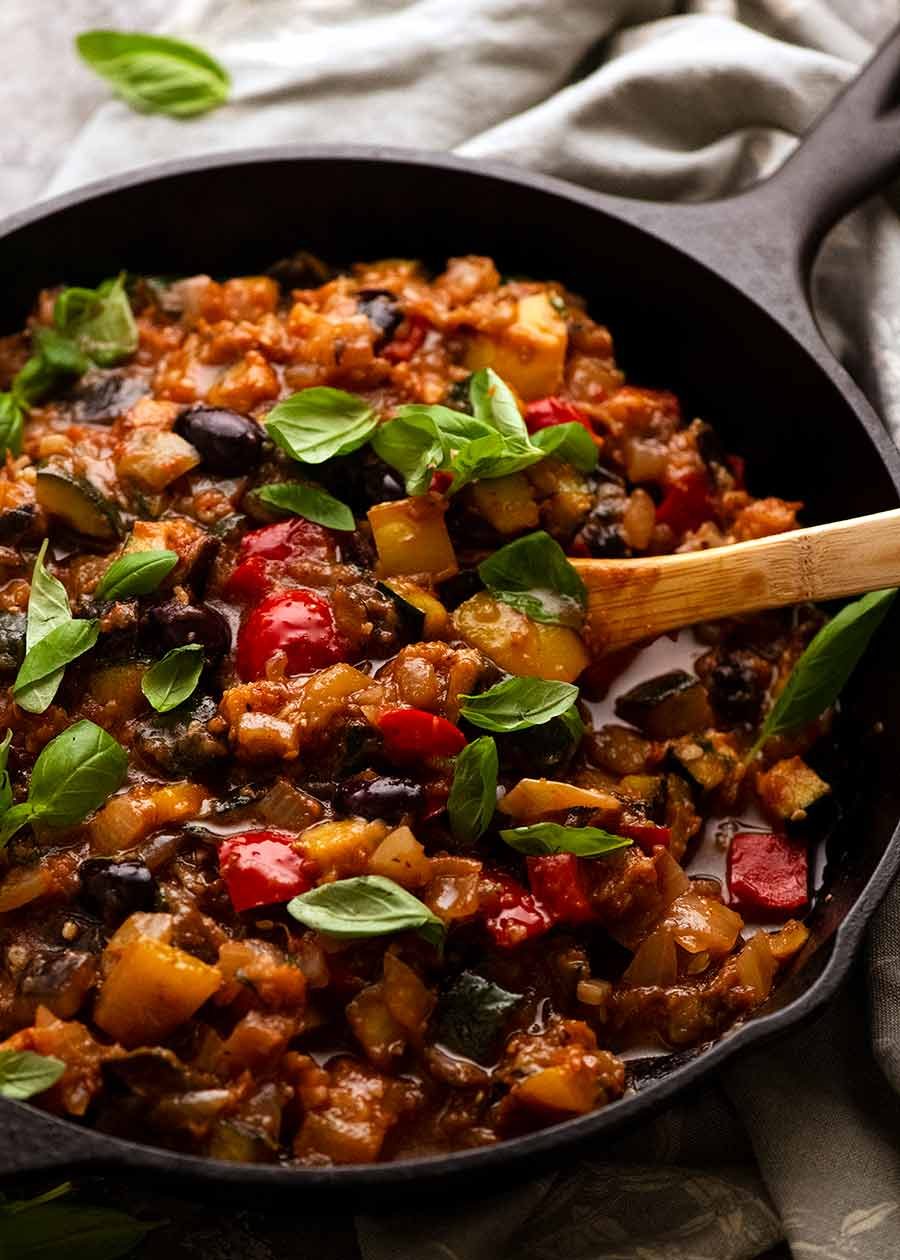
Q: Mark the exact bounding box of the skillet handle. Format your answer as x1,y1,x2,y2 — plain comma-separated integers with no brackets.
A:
769,20,900,266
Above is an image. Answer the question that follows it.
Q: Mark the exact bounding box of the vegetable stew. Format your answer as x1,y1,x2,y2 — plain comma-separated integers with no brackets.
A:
0,254,878,1166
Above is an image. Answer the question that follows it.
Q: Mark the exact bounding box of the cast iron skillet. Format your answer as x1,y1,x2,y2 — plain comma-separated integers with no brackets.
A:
1,26,900,1200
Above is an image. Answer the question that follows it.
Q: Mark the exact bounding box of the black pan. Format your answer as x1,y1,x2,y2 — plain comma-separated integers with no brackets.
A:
2,26,900,1201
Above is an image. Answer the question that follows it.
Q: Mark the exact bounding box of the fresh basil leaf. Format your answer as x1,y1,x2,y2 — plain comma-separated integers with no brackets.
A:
470,368,528,442
13,619,99,714
0,720,128,847
435,971,522,1063
76,29,230,118
288,875,445,947
256,482,355,531
753,587,897,754
530,421,598,472
0,1181,155,1260
371,411,449,495
95,548,178,601
141,644,204,713
26,540,71,652
53,274,138,367
448,736,498,842
478,529,587,627
459,676,579,733
0,729,13,816
12,328,89,407
398,404,493,449
500,821,632,857
267,387,378,466
0,393,24,458
447,431,508,494
0,1049,65,1100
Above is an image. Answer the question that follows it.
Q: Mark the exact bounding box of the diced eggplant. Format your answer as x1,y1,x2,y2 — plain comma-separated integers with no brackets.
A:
573,471,630,558
356,289,403,348
756,756,830,822
614,670,713,738
0,503,35,546
68,370,150,423
78,859,157,929
436,568,484,611
587,724,656,776
35,466,123,540
17,946,98,1020
143,599,231,658
671,735,734,791
700,648,772,727
132,693,228,777
376,580,426,642
0,610,26,673
494,709,583,775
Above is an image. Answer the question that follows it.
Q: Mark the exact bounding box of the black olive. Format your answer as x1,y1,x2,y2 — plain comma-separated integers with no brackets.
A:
173,407,263,475
356,289,402,347
0,610,26,673
362,458,406,504
695,421,730,473
0,504,35,546
266,250,334,292
707,653,769,726
436,569,484,611
335,774,425,822
79,859,157,928
145,600,231,658
574,478,630,558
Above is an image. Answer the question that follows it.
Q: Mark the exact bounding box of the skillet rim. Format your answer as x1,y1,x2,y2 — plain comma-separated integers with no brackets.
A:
1,142,899,1190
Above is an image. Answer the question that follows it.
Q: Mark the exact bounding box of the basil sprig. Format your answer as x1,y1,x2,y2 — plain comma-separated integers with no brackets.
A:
141,645,204,713
448,736,498,842
12,328,89,410
53,274,138,366
459,676,579,732
479,529,588,627
266,387,378,465
372,368,598,496
0,720,128,848
288,875,445,947
255,482,355,531
76,30,230,118
15,541,98,714
751,587,897,756
435,971,522,1063
0,1181,156,1260
0,1049,64,1100
95,548,178,601
500,823,633,857
0,394,24,459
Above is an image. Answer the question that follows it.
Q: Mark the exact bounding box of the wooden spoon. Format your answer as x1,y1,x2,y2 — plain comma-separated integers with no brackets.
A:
573,508,900,652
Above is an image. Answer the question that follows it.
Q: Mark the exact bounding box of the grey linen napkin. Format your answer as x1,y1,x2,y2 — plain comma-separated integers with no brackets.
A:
4,2,900,1256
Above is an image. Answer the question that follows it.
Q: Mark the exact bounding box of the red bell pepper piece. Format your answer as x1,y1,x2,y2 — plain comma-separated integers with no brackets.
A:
618,821,671,851
220,830,318,913
378,708,467,759
236,588,347,680
727,831,808,914
526,853,594,923
524,396,594,434
482,871,552,947
383,316,428,363
430,470,454,494
655,470,711,534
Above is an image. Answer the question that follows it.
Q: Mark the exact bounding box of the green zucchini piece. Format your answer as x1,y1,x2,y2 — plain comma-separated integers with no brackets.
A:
35,467,123,540
614,669,713,739
377,579,427,641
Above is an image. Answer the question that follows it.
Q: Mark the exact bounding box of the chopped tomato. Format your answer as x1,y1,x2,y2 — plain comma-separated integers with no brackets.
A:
239,517,334,563
524,396,593,434
378,708,467,759
383,316,428,363
482,871,552,947
236,588,347,680
618,821,671,851
225,554,273,603
727,831,808,914
430,470,453,494
220,830,318,912
527,853,594,923
655,470,711,534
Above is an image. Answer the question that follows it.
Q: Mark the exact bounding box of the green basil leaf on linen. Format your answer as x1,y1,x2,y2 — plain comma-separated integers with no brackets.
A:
255,482,355,531
530,421,598,472
53,273,138,366
0,1049,65,1100
459,676,579,732
500,821,633,857
266,387,378,465
0,719,128,847
435,971,522,1063
95,548,178,601
12,328,89,408
0,393,24,458
13,619,99,714
752,587,897,755
141,645,204,713
448,735,498,842
288,875,445,948
478,530,587,627
76,29,230,118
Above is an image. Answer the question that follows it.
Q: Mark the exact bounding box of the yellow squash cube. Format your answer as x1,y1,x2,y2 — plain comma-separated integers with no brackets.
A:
95,937,221,1047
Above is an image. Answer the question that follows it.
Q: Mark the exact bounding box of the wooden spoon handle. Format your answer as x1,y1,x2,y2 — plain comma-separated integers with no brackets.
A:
574,508,900,652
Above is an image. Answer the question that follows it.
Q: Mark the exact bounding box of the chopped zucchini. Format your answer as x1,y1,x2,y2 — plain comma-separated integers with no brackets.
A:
452,591,589,683
35,467,122,540
757,756,830,822
671,734,734,791
589,725,656,776
467,473,539,535
368,496,458,580
116,429,202,492
464,292,567,401
614,670,712,739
